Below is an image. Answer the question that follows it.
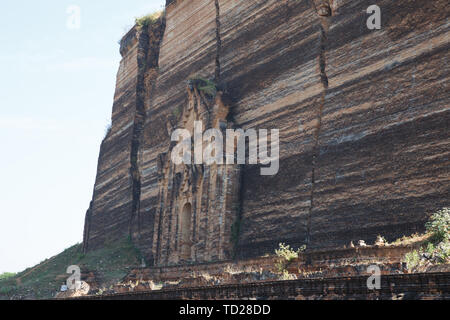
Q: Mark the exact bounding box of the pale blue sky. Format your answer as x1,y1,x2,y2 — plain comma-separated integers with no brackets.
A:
0,0,165,273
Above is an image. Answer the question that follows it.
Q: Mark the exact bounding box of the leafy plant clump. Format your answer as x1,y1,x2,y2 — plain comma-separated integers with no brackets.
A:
275,243,302,263
404,250,421,270
426,208,450,243
188,77,218,98
135,11,163,28
274,243,306,279
402,208,450,272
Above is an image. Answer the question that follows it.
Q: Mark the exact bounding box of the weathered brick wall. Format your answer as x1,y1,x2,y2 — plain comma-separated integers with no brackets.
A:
72,273,450,300
218,0,323,257
84,0,449,265
215,0,450,256
138,0,220,264
310,0,450,248
83,27,141,251
83,22,165,252
123,245,429,285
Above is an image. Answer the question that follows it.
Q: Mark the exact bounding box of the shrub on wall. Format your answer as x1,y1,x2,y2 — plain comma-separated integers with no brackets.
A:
403,208,450,271
135,11,163,29
426,208,450,243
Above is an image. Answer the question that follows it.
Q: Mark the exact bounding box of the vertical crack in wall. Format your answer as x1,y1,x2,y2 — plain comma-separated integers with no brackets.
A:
213,0,243,260
214,0,222,82
128,26,150,240
232,168,244,259
129,17,166,247
306,0,331,246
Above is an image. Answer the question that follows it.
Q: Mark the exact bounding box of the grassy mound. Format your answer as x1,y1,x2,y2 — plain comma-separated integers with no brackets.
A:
0,237,142,299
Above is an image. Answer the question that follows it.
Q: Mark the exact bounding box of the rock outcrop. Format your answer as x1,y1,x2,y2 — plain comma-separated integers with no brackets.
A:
83,0,450,266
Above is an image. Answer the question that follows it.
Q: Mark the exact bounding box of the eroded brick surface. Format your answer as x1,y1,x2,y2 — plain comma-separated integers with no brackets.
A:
83,0,450,267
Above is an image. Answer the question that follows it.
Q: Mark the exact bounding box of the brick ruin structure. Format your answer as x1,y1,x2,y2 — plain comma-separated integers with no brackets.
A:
82,0,449,268
152,86,241,265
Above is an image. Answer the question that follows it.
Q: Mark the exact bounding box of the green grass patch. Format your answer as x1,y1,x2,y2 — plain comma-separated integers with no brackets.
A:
135,11,163,29
0,237,142,299
0,273,16,281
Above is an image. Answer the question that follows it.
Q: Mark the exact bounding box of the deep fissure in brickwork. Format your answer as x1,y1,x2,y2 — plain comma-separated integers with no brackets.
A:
306,0,331,245
214,0,222,82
